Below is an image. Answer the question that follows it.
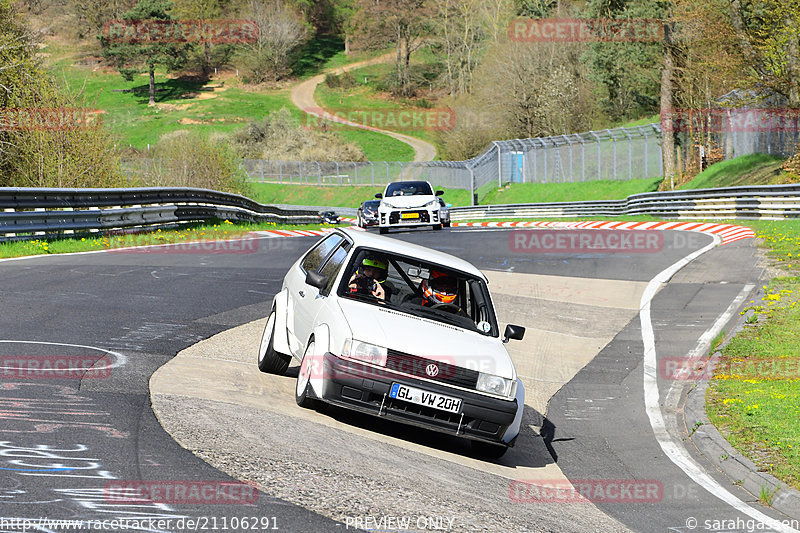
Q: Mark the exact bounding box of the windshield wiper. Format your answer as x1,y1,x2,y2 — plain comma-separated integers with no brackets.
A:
405,305,476,331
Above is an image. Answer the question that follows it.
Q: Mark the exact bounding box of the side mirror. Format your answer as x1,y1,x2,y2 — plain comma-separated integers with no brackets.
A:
435,190,444,196
503,324,525,343
375,193,383,199
305,271,328,291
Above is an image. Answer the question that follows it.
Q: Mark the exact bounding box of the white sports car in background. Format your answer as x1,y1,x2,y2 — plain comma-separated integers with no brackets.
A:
257,227,526,457
376,181,444,234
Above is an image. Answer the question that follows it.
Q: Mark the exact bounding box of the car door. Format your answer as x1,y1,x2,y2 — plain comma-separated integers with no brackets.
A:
292,238,351,351
286,234,343,353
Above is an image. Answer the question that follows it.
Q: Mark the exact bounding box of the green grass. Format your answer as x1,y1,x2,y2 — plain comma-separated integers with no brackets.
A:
707,272,800,491
0,220,329,258
481,178,663,204
615,114,660,129
249,183,470,208
47,47,411,159
679,154,787,190
314,53,444,156
293,35,390,78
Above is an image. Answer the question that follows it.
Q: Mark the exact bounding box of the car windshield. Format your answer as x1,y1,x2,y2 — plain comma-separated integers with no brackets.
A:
385,181,433,197
363,201,380,209
337,248,498,336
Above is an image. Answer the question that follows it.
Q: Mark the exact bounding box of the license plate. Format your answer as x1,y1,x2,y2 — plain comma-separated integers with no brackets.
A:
401,212,419,219
389,383,462,414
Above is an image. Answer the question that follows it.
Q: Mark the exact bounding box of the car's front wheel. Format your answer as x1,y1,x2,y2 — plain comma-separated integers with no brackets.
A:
379,227,388,235
433,223,443,231
295,340,320,409
257,308,290,375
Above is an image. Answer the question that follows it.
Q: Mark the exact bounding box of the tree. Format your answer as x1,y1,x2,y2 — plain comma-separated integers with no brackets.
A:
173,0,233,75
582,0,667,122
240,0,309,83
352,0,433,97
429,0,487,96
727,0,800,107
100,0,190,105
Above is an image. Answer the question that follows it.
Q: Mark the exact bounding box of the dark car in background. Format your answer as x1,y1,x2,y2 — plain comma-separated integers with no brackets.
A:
320,211,341,225
357,200,380,228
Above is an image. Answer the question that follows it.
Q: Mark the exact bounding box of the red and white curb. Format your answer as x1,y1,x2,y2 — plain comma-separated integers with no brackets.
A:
452,220,755,246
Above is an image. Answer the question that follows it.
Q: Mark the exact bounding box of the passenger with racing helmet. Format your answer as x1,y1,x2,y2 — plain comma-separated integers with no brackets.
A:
348,252,389,300
407,270,462,313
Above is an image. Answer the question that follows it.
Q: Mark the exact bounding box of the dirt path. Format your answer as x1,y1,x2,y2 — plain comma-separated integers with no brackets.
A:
290,53,437,162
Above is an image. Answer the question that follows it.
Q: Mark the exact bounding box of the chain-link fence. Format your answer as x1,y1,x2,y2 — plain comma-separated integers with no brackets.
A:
239,124,664,204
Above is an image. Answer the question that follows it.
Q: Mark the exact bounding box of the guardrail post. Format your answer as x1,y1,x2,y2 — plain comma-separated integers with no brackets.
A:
371,161,374,186
622,128,633,180
259,160,264,183
335,162,340,186
606,129,618,180
578,134,586,181
279,160,283,184
385,161,389,182
353,162,358,184
316,161,322,186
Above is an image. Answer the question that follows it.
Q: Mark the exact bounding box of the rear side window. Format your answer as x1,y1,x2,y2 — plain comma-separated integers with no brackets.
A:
318,244,350,294
301,234,343,273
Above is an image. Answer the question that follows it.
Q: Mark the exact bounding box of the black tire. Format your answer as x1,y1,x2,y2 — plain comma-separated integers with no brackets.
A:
433,224,443,231
295,340,320,409
257,309,290,375
471,440,508,459
379,227,388,235
443,221,451,228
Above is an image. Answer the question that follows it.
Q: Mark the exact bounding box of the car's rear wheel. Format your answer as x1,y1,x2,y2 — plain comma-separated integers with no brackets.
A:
471,440,508,459
379,227,388,235
433,223,443,231
295,340,320,409
443,221,451,228
257,308,290,374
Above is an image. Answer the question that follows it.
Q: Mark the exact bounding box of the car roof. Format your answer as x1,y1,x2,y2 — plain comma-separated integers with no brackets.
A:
335,227,486,281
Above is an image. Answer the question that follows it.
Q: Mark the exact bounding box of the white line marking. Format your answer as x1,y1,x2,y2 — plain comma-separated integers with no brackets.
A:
640,238,797,532
0,340,127,370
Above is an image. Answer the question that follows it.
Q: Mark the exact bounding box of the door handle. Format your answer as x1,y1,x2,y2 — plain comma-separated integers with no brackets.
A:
298,290,305,297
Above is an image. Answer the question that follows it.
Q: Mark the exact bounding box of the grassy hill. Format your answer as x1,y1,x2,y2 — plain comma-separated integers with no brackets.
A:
678,154,788,190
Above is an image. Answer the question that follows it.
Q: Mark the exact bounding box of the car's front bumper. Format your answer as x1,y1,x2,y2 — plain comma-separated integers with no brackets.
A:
378,207,440,228
318,352,519,446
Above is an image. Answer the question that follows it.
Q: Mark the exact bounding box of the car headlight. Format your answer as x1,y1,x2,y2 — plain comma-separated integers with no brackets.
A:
476,373,513,397
424,199,438,207
341,339,387,366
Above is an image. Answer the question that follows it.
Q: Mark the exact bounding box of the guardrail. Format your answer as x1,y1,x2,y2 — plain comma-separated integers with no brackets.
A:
450,184,800,221
0,187,321,242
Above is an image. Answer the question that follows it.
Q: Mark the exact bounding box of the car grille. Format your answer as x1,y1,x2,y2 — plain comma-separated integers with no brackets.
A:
385,349,479,390
389,210,430,224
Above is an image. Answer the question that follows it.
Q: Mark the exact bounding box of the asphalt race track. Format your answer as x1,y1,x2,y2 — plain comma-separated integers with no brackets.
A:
0,226,795,533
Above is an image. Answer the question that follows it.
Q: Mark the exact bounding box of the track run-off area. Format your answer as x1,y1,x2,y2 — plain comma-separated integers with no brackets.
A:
1,222,797,533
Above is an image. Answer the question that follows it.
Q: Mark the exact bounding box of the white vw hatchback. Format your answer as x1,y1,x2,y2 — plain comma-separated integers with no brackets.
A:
376,180,444,233
257,228,526,457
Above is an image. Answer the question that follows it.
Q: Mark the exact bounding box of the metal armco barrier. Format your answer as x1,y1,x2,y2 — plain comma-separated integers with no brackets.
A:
0,187,320,242
450,184,800,221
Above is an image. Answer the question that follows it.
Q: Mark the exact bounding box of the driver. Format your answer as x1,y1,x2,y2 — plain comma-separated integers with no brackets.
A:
412,270,460,310
348,253,388,300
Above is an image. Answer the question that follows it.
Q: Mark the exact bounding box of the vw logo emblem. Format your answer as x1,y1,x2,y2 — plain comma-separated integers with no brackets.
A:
425,363,439,377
